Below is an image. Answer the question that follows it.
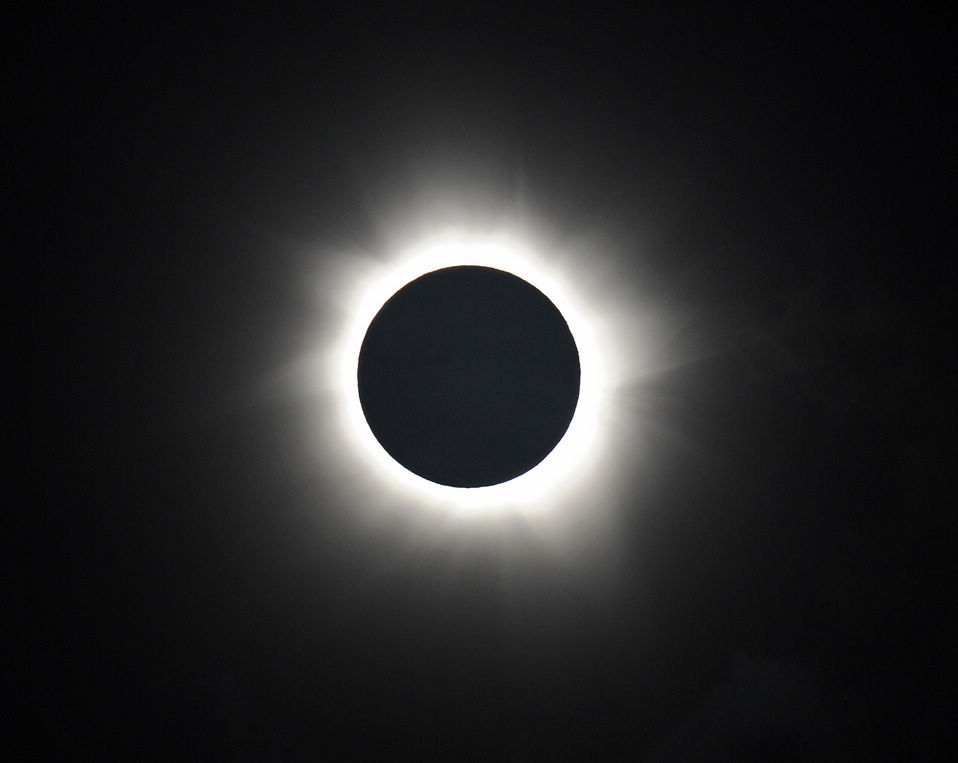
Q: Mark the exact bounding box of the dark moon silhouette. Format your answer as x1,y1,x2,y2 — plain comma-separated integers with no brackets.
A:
358,265,580,487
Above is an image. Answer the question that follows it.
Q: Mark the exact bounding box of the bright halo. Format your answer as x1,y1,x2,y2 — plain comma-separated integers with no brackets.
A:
337,230,604,514
296,212,666,538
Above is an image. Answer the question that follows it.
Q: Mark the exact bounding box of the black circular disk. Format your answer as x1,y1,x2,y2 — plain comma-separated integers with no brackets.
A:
358,265,580,487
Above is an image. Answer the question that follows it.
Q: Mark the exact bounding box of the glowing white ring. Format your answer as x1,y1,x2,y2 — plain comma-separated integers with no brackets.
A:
294,206,673,540
313,226,624,520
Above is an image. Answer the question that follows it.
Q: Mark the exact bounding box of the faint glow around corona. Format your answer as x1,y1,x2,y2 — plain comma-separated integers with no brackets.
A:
302,216,656,529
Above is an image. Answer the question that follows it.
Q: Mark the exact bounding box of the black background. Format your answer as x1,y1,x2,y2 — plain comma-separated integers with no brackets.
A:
16,5,953,759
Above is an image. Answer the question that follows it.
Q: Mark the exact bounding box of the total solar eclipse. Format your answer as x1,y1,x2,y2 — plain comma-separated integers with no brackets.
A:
358,265,580,488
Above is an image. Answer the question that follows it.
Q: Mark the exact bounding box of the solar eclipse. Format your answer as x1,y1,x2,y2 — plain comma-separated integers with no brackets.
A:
302,221,657,524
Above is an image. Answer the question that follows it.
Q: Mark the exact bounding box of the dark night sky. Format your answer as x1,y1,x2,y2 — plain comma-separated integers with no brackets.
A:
16,5,954,759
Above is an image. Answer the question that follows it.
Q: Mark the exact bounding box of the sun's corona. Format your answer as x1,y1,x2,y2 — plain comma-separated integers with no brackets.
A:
298,211,660,536
318,228,615,518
